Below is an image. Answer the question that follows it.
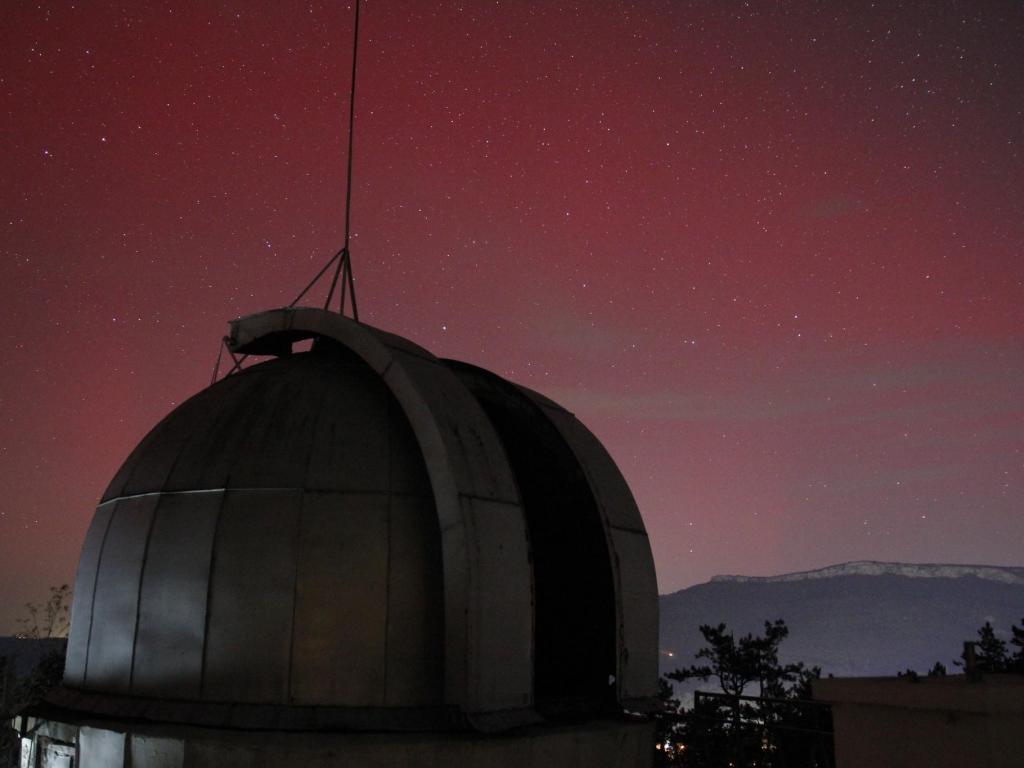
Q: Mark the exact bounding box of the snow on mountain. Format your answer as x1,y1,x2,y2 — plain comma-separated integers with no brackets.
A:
710,561,1024,586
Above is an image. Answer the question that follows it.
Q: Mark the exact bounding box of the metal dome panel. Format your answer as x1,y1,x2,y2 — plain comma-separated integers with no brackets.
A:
131,492,219,700
65,349,451,720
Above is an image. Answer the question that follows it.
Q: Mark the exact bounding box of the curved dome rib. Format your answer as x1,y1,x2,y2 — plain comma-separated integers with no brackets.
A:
226,307,535,724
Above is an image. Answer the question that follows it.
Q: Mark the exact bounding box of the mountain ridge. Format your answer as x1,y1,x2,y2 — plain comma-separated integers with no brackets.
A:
705,560,1024,587
660,560,1024,682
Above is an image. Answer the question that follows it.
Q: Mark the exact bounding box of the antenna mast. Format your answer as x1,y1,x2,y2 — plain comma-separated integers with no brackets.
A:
287,0,362,318
213,0,365,385
324,0,361,320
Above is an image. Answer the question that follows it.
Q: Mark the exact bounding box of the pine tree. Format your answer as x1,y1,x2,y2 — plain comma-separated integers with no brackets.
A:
1008,618,1024,673
961,621,1009,672
665,620,830,767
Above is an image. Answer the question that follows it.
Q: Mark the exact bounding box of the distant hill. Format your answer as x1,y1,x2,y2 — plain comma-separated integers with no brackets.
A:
659,561,1024,682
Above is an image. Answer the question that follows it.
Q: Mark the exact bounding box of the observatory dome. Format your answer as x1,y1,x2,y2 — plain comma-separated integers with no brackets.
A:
58,307,657,733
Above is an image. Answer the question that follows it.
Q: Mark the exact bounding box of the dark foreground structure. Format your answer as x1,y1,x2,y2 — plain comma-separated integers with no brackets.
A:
17,307,658,767
816,674,1024,768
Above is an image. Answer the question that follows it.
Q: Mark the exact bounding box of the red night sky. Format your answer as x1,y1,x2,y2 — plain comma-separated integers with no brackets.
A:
1,1,1022,632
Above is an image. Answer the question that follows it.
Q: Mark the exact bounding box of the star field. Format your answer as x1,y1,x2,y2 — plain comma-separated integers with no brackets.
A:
1,1,1022,630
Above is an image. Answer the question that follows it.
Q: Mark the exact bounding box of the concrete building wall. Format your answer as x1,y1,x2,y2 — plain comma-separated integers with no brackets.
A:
22,717,655,768
816,675,1024,768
